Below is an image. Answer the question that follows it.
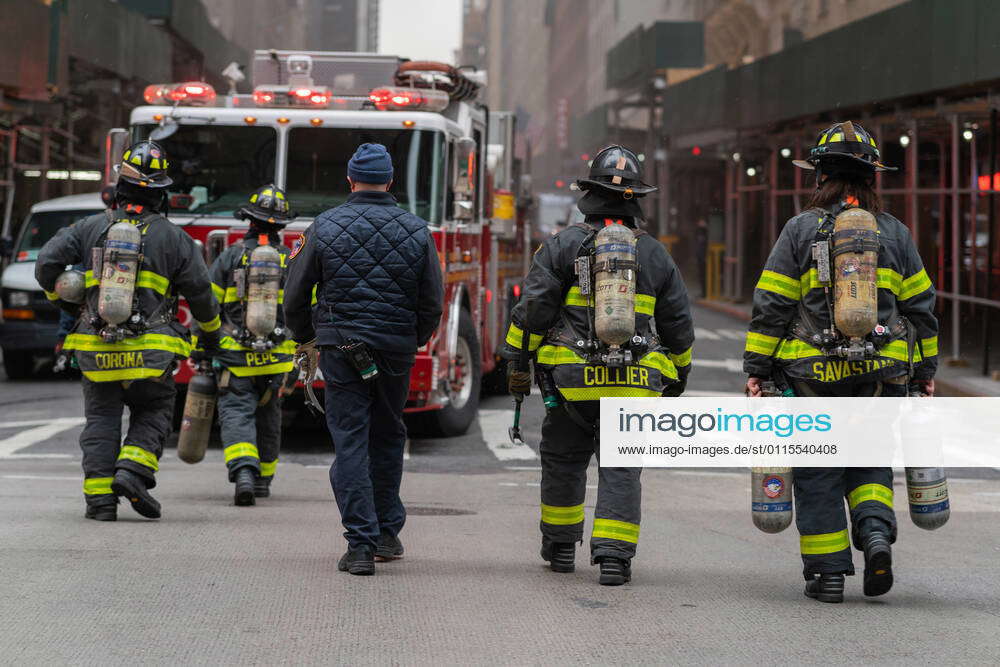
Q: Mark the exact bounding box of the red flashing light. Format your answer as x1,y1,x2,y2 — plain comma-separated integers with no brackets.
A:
253,85,332,108
978,173,1000,192
368,87,450,112
144,81,215,106
513,284,522,299
581,153,590,161
253,89,275,106
691,146,702,156
485,289,493,304
555,179,565,188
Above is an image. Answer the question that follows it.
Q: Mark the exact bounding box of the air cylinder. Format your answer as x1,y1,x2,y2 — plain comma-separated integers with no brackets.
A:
593,223,636,346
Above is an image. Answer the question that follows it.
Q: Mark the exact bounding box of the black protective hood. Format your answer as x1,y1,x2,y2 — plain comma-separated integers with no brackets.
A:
576,189,645,220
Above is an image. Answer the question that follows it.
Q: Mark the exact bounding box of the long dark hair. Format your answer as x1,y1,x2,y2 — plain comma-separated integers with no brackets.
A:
805,175,882,213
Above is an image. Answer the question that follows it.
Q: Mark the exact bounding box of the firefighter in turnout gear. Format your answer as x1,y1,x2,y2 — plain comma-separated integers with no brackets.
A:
743,122,939,602
502,145,695,586
197,185,297,506
35,140,222,521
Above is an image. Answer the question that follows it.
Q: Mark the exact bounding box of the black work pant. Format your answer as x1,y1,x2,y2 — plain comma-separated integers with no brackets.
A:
216,373,282,482
321,348,413,551
791,379,901,577
539,401,642,562
80,372,176,507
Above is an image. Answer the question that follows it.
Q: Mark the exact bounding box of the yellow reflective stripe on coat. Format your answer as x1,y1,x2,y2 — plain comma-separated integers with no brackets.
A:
211,283,225,302
638,351,679,380
45,290,60,302
800,268,824,293
224,442,260,462
668,346,691,367
505,323,543,351
536,345,586,365
311,285,318,306
745,332,781,356
83,477,114,495
540,503,585,526
135,270,170,295
755,270,800,300
634,293,656,316
848,483,893,510
800,529,850,555
773,339,823,360
564,286,590,308
260,460,278,478
219,336,297,354
84,270,98,288
899,269,932,300
558,386,661,401
592,518,640,543
228,361,295,377
880,339,922,363
198,314,222,333
921,336,939,357
82,367,168,382
65,332,192,356
117,445,158,472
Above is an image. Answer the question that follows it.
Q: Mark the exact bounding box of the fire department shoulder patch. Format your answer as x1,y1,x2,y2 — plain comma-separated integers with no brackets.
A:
289,236,305,259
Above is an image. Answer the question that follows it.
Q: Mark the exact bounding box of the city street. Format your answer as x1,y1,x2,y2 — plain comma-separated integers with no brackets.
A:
2,304,998,664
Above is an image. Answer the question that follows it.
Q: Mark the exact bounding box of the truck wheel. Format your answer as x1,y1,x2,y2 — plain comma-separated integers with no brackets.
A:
418,308,481,437
2,349,34,380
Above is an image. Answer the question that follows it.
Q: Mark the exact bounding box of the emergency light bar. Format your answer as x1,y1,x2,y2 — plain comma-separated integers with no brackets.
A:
143,82,216,106
253,85,333,108
369,87,450,112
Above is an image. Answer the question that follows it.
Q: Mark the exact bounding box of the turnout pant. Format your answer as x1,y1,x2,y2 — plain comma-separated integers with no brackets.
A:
216,373,283,482
791,379,901,577
321,348,412,551
539,401,642,562
80,372,176,508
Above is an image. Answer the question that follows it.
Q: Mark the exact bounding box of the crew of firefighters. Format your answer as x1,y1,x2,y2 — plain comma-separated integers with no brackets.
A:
31,121,939,601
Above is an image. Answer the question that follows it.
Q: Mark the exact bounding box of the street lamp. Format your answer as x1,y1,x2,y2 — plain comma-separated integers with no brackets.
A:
899,134,911,147
746,167,757,177
780,147,792,158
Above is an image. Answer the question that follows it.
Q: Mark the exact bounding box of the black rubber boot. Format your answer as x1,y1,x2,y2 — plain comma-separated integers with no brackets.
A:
84,503,117,521
540,539,575,573
253,476,271,498
375,534,404,561
804,573,845,603
111,469,161,519
860,519,893,597
234,467,256,506
597,557,631,586
338,546,375,575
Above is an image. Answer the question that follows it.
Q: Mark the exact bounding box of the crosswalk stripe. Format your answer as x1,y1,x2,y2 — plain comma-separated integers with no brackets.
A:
716,329,746,340
694,327,721,341
694,358,745,373
477,409,538,461
0,417,86,459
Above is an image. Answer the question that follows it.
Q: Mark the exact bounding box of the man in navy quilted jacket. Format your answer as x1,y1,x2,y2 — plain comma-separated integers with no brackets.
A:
284,143,443,575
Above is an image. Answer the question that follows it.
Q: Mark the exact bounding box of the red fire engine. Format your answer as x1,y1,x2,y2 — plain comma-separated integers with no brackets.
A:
104,52,531,436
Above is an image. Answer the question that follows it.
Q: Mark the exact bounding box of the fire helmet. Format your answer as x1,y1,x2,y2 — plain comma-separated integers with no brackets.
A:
236,184,295,226
575,145,657,198
115,140,173,188
792,121,896,178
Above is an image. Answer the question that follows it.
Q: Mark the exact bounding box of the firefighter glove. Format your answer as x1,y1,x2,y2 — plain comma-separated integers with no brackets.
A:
295,338,319,384
508,367,532,398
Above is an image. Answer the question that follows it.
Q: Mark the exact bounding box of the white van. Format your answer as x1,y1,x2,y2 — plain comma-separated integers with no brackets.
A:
0,192,104,379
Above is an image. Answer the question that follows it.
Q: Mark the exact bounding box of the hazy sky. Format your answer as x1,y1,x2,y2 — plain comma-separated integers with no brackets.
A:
378,0,463,63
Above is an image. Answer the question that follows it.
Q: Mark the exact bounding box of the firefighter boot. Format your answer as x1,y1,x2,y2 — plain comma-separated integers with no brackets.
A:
804,573,845,603
85,502,117,522
375,534,404,561
860,518,893,597
234,467,256,506
338,546,375,576
253,476,271,498
111,469,161,519
540,538,575,573
597,557,631,586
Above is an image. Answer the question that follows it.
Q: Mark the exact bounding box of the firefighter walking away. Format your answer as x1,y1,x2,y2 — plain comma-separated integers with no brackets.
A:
743,121,939,602
34,140,222,521
194,185,297,506
502,145,695,585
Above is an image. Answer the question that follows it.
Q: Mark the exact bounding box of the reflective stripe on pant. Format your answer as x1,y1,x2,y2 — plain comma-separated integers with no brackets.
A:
794,467,896,577
216,373,283,482
321,348,413,551
539,401,641,562
80,372,175,507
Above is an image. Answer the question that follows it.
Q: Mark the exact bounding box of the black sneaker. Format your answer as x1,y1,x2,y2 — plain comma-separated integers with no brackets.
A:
375,534,404,561
234,468,256,506
84,504,117,521
862,531,893,597
804,573,846,603
338,546,375,575
540,539,575,573
597,557,631,586
111,470,161,519
253,476,271,498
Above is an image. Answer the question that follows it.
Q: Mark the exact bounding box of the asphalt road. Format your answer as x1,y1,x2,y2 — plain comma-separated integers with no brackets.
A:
1,305,998,665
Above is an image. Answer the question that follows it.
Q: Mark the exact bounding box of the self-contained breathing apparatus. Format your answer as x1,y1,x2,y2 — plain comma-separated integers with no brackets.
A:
230,236,288,352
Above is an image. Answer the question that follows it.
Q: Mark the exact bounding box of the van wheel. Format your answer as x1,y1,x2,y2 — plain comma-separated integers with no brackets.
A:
412,308,481,437
2,349,34,380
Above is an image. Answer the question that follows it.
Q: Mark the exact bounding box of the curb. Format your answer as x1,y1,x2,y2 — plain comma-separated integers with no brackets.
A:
696,299,751,322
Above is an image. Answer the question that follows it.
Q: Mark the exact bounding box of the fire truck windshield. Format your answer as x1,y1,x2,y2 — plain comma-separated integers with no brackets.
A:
286,128,444,222
132,124,277,216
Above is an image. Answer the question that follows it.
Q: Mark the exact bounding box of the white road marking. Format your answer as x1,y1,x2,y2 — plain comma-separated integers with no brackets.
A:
693,358,745,373
717,329,747,340
684,389,745,397
669,470,744,478
500,482,597,490
478,409,538,461
3,454,73,460
505,465,542,471
0,417,86,459
693,327,721,341
403,438,411,461
1,474,78,481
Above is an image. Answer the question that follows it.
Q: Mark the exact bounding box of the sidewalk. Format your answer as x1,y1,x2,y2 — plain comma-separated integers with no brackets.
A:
696,298,1000,397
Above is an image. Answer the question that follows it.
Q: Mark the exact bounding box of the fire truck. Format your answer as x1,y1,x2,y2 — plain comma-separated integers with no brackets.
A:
104,52,531,436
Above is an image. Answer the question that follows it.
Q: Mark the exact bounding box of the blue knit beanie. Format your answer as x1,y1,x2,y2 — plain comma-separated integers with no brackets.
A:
348,143,394,184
